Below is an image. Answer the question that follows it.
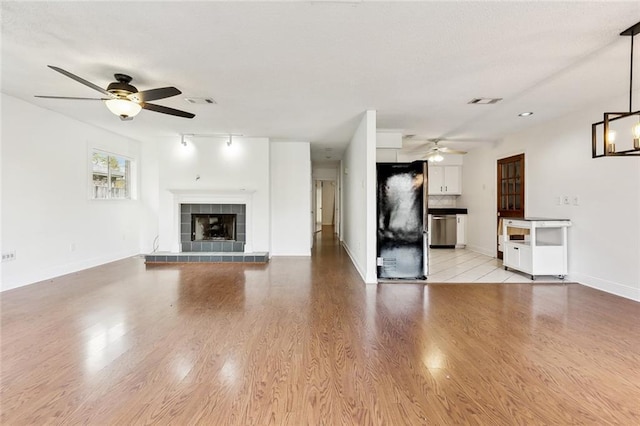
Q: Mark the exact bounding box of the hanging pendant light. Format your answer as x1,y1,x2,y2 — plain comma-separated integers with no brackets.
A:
592,20,640,158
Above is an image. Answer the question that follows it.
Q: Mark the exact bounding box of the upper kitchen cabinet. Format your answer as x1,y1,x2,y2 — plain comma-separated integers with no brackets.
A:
428,165,462,195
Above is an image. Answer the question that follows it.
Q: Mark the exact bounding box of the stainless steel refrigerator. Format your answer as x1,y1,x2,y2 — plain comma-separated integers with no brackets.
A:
376,161,428,280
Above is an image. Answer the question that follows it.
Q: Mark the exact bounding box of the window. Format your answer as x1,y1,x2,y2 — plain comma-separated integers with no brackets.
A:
91,150,133,199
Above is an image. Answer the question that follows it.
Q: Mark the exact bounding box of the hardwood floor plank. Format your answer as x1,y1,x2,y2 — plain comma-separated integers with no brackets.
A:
2,228,639,424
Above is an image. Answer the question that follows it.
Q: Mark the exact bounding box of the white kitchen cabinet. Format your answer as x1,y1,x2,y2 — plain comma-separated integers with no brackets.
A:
428,165,461,195
456,214,467,248
502,218,571,280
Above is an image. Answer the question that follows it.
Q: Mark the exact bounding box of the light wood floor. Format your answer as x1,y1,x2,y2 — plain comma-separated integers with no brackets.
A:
2,227,639,425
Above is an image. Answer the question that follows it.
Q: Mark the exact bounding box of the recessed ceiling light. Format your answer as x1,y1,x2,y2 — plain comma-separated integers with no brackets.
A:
518,112,534,117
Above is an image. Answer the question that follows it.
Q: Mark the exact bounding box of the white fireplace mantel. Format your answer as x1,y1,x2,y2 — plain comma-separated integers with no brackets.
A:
168,189,255,253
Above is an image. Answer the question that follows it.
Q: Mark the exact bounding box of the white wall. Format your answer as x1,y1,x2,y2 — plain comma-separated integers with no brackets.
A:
1,94,143,291
459,99,640,301
341,110,377,284
156,136,271,253
312,165,338,181
0,95,3,285
270,141,311,256
139,139,160,253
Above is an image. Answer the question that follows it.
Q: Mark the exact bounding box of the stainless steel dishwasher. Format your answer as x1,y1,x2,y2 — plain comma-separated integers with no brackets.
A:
430,215,457,248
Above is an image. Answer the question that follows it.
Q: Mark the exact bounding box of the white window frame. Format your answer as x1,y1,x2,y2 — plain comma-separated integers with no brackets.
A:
89,149,136,200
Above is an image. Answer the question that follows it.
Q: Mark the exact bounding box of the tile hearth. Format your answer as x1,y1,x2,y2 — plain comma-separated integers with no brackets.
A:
145,252,269,264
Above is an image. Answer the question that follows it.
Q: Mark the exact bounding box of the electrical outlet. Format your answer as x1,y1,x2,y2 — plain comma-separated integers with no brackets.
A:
572,196,579,206
562,195,570,205
555,196,561,206
2,250,16,262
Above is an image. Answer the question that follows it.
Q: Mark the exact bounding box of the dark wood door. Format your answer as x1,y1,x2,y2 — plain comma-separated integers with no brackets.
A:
497,154,525,259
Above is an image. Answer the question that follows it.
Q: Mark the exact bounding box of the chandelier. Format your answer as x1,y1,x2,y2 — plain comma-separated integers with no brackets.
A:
592,21,640,158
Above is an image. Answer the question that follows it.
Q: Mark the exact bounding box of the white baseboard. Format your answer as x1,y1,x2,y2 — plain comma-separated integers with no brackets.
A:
1,250,140,292
341,241,370,284
572,273,639,302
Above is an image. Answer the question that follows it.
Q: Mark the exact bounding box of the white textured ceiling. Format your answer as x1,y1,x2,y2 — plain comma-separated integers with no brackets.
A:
2,1,639,161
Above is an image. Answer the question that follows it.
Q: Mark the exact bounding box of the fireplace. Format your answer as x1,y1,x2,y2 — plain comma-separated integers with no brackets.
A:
179,203,246,252
167,190,255,254
192,213,236,241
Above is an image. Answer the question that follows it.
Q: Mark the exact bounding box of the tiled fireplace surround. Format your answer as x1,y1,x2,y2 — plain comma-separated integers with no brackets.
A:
180,203,246,253
144,189,268,264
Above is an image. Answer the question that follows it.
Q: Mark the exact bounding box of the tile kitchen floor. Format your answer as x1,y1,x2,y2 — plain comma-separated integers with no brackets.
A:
427,248,566,283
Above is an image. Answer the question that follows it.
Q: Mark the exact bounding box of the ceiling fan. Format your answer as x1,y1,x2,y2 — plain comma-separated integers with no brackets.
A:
421,139,467,162
35,65,195,120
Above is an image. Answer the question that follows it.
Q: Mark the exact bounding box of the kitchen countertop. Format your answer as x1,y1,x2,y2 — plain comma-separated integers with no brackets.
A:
428,208,468,215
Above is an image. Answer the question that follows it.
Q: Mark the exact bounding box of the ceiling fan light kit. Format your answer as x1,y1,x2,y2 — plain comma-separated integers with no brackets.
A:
35,66,195,120
427,153,444,162
592,20,640,158
105,98,142,118
422,139,467,162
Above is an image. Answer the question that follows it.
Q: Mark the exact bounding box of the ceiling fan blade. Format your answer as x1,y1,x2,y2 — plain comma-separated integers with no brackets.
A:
128,87,181,103
47,65,114,98
35,95,108,100
439,147,467,154
142,102,195,119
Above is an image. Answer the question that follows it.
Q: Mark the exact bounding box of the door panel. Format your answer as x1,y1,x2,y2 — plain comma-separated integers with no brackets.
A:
321,181,335,225
497,154,525,259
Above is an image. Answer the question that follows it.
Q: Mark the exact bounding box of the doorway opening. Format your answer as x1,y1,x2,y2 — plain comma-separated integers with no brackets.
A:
497,153,525,259
314,180,336,233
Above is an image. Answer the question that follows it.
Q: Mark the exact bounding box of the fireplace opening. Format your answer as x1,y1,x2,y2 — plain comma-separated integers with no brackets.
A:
191,214,236,241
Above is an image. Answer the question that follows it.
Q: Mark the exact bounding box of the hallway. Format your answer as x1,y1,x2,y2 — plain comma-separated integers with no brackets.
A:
1,230,639,424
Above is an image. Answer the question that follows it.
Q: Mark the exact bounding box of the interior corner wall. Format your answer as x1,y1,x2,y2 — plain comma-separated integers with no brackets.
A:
270,141,311,256
1,94,143,291
341,110,377,284
156,136,270,253
459,97,640,301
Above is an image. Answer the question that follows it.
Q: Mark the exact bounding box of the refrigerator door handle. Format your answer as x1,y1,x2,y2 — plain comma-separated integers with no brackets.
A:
422,161,428,229
423,161,429,277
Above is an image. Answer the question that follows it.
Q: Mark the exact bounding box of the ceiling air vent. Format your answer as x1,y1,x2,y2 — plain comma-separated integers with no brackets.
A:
468,98,502,105
185,97,216,105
